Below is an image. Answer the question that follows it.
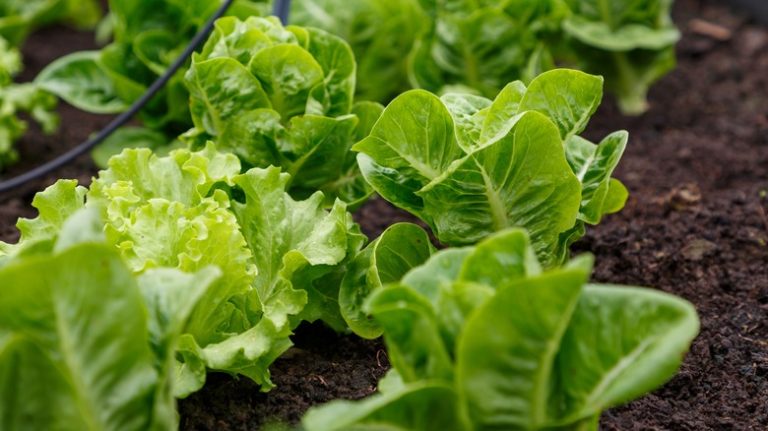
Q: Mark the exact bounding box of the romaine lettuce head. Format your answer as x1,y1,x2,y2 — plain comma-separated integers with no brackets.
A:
0,208,219,431
355,69,627,267
303,228,699,431
184,16,381,207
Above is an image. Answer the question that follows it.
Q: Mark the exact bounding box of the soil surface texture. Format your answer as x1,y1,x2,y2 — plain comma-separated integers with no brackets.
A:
1,0,766,429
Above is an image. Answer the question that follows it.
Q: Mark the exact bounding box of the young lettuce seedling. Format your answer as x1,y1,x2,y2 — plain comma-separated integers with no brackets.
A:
304,228,700,431
355,69,627,268
183,16,383,207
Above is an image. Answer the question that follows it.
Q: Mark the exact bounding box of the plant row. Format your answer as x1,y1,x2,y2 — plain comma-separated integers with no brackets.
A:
0,10,697,431
0,0,678,171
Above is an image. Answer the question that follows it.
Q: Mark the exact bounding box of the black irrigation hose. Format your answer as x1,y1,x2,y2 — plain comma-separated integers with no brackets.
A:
0,0,239,194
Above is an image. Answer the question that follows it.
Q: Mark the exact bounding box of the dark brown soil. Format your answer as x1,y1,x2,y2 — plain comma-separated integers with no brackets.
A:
179,323,390,430
1,0,767,429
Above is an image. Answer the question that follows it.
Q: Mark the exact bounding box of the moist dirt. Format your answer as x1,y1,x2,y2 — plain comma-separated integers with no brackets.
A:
1,0,766,429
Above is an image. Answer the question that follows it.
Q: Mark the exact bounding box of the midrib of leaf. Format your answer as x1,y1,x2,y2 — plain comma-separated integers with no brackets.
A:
389,120,441,180
575,148,596,182
194,70,224,134
462,45,480,93
531,291,583,427
53,300,104,431
581,337,654,410
285,124,337,187
477,163,509,232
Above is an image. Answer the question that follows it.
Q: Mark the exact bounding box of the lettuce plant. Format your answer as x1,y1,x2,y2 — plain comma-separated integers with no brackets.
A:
287,0,677,114
303,228,699,431
355,69,627,267
0,0,102,169
0,0,101,46
562,0,679,114
410,0,567,98
288,0,428,102
183,16,383,206
0,36,58,171
0,210,220,431
34,0,268,154
0,144,365,397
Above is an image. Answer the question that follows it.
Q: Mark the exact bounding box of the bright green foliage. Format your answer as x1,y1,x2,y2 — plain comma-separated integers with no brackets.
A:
339,223,435,338
0,36,21,85
0,0,101,46
183,16,383,207
562,0,679,114
355,69,627,267
286,0,677,114
0,213,220,431
0,144,365,397
0,0,101,171
34,0,268,160
303,229,699,431
289,0,428,102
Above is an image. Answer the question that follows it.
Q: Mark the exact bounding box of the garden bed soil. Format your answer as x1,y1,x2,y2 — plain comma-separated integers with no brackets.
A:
1,0,766,429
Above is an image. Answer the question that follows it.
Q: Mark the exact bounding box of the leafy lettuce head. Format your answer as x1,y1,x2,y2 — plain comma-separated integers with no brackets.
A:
184,16,382,207
1,143,366,397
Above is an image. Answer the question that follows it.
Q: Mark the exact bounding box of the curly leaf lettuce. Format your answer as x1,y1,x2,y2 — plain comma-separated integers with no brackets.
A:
1,144,365,397
0,35,58,171
356,69,626,266
303,229,700,430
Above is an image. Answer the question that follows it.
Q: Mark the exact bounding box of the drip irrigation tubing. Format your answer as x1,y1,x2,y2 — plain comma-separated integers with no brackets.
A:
0,0,292,194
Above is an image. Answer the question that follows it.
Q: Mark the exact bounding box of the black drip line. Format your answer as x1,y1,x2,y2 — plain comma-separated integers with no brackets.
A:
0,0,292,194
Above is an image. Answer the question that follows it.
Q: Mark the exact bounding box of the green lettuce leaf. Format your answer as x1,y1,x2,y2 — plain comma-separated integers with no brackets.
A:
33,0,266,134
356,69,625,266
409,0,566,98
289,0,428,103
0,222,219,431
562,0,680,114
304,228,700,430
2,144,365,397
0,81,59,171
184,16,377,206
339,223,435,338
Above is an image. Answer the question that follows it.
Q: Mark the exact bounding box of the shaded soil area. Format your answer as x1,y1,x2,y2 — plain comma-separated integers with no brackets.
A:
0,25,111,242
1,0,766,429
